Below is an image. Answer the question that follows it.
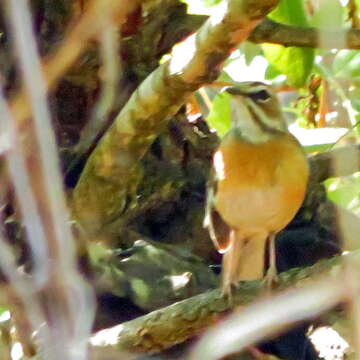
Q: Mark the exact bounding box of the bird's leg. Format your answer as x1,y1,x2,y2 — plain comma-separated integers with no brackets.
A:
220,230,238,306
221,252,234,306
264,233,278,291
221,282,233,307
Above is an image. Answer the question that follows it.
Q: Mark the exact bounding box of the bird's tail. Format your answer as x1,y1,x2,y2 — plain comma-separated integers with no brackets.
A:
221,230,267,295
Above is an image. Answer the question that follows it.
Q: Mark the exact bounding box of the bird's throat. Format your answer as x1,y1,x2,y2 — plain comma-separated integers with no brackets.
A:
230,98,285,144
230,98,271,144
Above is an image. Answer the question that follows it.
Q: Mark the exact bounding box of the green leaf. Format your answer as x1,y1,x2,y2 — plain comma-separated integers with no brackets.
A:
239,41,263,66
262,0,314,87
206,92,231,137
310,0,345,29
0,308,9,320
355,115,360,136
201,0,223,7
349,87,360,112
268,0,309,26
218,70,233,83
263,0,315,87
333,50,360,79
265,63,282,80
262,45,314,87
325,174,360,216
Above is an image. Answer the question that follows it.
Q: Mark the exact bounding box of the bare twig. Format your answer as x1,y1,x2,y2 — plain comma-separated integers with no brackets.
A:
0,85,48,354
10,0,139,131
75,24,122,158
5,0,98,358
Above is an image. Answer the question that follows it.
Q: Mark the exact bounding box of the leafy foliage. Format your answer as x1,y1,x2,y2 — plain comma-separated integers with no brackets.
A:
262,0,314,87
206,91,231,137
311,0,345,29
201,0,223,6
333,50,360,79
325,174,360,216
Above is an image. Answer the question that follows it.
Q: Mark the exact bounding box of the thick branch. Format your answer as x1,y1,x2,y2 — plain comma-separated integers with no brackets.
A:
72,0,279,235
89,253,344,355
309,144,360,184
250,18,360,49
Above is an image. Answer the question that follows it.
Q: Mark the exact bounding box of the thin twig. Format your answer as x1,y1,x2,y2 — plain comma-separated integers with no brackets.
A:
6,0,96,358
76,24,122,158
10,0,139,131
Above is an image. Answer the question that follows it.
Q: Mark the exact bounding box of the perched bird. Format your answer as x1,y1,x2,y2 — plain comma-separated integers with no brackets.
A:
204,82,309,295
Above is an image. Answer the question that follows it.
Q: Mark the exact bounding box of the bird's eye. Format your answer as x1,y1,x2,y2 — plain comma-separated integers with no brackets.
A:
249,89,271,102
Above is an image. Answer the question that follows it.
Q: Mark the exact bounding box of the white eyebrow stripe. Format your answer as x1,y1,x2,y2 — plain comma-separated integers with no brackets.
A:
242,85,268,95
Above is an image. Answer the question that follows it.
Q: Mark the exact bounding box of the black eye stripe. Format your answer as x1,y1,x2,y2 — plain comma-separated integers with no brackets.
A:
248,89,271,102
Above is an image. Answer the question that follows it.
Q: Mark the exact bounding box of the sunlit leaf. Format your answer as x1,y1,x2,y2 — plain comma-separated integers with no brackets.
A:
218,70,234,83
201,0,223,6
268,0,309,25
206,92,231,137
333,50,360,79
0,308,9,319
355,115,360,136
325,174,360,216
263,45,314,87
310,0,345,29
348,87,360,112
265,63,282,80
262,0,314,87
239,42,263,66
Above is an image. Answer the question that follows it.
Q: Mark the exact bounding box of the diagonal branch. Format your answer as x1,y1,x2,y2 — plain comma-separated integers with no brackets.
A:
89,252,346,355
72,0,279,235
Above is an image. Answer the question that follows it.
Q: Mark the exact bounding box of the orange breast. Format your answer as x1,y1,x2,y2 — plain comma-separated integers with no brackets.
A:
214,132,309,236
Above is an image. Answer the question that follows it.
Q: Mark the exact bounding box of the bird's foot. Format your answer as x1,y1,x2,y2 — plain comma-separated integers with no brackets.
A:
263,266,279,294
221,282,235,307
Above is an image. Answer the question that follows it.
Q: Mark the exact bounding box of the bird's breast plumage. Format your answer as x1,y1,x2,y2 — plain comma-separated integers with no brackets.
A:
214,131,309,237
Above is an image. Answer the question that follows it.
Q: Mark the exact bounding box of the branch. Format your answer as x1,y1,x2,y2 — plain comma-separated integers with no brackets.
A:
72,0,279,235
250,18,360,49
309,144,360,184
89,253,344,355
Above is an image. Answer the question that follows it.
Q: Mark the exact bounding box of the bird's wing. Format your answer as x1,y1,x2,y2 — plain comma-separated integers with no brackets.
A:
203,170,231,253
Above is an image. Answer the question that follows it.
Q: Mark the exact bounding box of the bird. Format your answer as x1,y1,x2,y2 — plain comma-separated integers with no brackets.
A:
204,81,309,295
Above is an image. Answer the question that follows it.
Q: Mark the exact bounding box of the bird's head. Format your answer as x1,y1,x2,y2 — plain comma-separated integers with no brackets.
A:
223,82,287,143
